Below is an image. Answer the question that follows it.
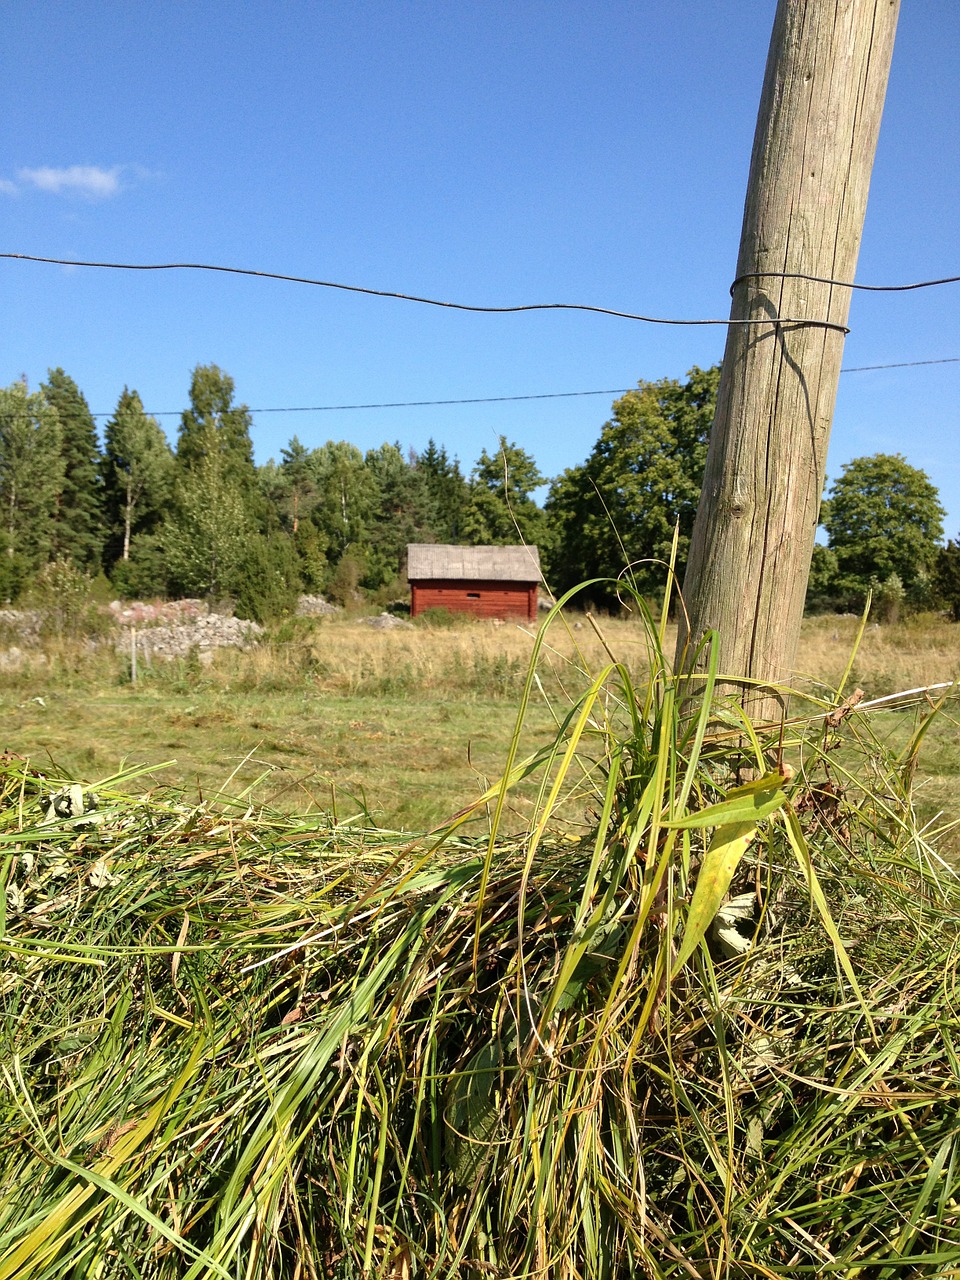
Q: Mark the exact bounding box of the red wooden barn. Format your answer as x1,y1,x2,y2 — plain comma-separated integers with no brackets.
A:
407,544,542,621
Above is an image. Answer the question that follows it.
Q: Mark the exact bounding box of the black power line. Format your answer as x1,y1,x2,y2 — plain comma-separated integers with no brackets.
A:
78,358,956,419
1,252,850,332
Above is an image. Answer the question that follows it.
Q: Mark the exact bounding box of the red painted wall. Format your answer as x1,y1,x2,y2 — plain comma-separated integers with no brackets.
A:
410,579,537,621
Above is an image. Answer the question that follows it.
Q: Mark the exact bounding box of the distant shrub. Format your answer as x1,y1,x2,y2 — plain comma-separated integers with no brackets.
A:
232,533,301,624
110,534,171,599
23,559,111,639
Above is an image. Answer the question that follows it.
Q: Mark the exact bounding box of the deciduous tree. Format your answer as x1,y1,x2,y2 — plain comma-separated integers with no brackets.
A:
307,440,379,567
164,451,255,600
546,367,719,605
463,438,547,547
102,388,175,566
177,364,257,493
822,453,944,603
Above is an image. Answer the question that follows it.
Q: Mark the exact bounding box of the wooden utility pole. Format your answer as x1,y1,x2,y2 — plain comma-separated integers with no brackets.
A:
676,0,899,721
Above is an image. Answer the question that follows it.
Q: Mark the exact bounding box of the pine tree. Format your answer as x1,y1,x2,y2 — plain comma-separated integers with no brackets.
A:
365,442,433,586
936,540,960,622
416,440,469,542
40,368,105,572
0,379,65,599
102,388,175,567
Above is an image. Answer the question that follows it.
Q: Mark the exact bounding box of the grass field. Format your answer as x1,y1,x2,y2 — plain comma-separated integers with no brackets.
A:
1,608,958,844
3,605,960,1277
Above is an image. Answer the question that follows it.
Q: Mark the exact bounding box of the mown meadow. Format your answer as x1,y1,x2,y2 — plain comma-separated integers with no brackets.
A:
1,601,959,1277
1,609,958,847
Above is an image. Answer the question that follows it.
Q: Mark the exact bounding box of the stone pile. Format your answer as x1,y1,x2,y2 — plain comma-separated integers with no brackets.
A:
361,612,414,630
295,595,341,617
109,599,207,627
127,612,264,662
0,609,41,641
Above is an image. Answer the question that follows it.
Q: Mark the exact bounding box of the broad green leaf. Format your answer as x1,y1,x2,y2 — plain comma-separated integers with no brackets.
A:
672,820,756,973
664,773,786,829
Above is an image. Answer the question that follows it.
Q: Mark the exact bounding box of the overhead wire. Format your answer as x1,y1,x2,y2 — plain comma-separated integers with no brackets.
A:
66,355,956,418
1,356,957,422
730,269,960,294
2,252,852,332
2,251,957,419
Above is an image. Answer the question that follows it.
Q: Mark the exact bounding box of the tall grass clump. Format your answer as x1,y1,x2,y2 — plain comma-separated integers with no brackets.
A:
1,579,959,1277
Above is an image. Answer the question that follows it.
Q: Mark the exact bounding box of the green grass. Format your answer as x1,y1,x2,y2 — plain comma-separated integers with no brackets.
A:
1,684,557,832
2,610,959,846
1,592,959,1276
0,621,577,831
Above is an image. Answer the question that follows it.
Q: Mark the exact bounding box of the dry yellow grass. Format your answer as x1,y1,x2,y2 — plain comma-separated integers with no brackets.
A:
1,608,957,839
795,612,960,700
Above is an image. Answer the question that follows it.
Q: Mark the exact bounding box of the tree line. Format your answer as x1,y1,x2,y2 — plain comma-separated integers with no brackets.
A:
0,362,956,621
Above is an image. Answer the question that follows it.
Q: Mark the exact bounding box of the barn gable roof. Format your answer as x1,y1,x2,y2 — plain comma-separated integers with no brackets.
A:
407,544,541,583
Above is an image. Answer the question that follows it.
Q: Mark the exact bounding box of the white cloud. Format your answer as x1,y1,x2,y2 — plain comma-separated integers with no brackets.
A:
0,177,18,197
17,165,122,198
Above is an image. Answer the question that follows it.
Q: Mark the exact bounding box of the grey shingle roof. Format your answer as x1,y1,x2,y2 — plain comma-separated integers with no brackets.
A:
407,544,542,582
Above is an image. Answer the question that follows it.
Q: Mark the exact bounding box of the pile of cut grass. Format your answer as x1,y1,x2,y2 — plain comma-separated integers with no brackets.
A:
2,591,960,1278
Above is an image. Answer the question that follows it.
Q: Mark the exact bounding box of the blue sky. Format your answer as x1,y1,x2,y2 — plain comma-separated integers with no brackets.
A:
3,2,959,532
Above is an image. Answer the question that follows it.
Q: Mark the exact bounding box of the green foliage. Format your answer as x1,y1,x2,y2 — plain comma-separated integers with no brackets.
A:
416,438,469,541
164,452,255,599
306,440,380,565
260,436,317,536
326,545,366,606
101,388,175,569
40,368,105,573
804,543,840,612
176,363,257,492
22,557,110,638
871,570,905,624
0,378,65,599
823,452,945,605
167,367,269,602
109,533,171,599
462,436,548,546
936,538,960,621
289,518,328,592
546,366,719,606
364,442,433,587
231,531,301,623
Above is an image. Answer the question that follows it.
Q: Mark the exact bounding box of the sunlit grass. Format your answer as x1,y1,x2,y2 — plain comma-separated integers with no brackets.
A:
1,589,959,1276
2,609,959,838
